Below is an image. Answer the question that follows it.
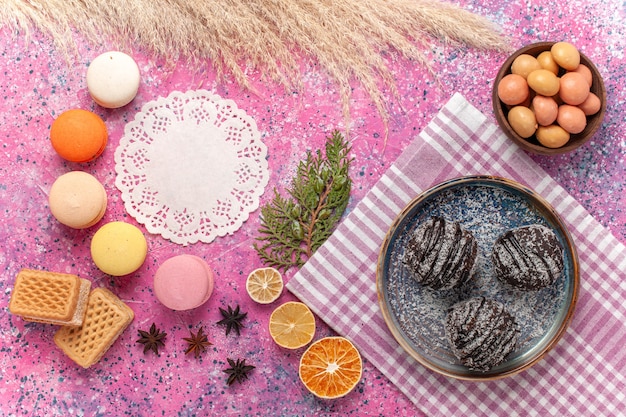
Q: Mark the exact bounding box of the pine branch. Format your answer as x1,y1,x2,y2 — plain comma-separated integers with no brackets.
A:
253,130,353,272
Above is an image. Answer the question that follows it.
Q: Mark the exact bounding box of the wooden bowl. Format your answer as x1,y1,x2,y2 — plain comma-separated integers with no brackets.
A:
492,42,606,155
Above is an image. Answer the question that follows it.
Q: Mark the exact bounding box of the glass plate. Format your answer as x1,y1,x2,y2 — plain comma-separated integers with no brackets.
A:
376,175,579,380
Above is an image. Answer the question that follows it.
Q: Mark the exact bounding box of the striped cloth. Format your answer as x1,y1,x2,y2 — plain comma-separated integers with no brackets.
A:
286,93,626,417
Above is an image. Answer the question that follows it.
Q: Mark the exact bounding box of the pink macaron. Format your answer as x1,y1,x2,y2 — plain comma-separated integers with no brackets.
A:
153,255,214,311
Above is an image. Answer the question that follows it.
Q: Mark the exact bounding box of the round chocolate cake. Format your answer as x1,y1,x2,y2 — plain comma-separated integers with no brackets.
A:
445,297,519,372
403,216,477,291
492,224,564,291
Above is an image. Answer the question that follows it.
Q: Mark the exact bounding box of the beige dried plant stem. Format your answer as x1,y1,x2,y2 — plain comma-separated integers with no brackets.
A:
0,0,509,147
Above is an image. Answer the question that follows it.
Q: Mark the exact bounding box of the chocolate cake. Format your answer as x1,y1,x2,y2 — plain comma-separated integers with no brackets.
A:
492,224,564,291
445,297,518,371
403,216,478,291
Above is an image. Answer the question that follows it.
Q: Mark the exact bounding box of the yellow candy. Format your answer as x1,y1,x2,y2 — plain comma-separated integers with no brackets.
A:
536,125,571,148
551,42,580,71
527,69,560,97
507,106,537,138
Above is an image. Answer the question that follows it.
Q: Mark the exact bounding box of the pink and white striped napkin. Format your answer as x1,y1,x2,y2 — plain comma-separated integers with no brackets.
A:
286,93,626,417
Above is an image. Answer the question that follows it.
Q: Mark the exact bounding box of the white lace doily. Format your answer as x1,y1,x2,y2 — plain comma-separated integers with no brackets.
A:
114,90,269,245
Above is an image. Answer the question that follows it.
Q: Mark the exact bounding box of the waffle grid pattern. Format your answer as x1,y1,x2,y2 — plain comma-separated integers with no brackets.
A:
9,270,79,321
54,288,133,368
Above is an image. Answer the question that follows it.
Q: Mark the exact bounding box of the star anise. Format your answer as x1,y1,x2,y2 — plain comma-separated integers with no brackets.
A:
136,323,167,355
223,358,255,386
217,305,247,336
183,326,212,359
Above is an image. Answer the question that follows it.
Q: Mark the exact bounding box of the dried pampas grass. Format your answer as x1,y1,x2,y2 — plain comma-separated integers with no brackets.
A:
1,0,508,140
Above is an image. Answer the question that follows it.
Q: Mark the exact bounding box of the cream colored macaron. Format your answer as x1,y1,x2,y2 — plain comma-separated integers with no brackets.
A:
86,51,140,108
91,221,147,276
49,171,107,229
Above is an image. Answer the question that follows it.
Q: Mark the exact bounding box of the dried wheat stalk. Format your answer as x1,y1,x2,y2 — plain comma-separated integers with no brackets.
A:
0,0,509,143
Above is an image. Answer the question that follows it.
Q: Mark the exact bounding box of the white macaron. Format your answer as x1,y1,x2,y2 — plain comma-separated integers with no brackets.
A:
86,51,141,108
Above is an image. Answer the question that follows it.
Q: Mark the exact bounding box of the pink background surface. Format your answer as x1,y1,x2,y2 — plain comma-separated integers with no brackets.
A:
1,1,625,416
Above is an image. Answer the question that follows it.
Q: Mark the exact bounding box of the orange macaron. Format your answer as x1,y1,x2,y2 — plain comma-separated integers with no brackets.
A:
50,109,108,163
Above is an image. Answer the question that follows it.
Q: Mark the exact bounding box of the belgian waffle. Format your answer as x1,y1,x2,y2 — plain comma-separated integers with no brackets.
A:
8,269,91,326
54,287,134,368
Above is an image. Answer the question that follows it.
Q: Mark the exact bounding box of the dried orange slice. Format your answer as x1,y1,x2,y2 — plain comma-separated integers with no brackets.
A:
246,267,284,304
299,336,362,399
269,301,316,349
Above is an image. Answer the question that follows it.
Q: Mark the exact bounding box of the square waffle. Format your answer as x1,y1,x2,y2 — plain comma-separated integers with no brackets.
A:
54,287,134,368
8,269,91,326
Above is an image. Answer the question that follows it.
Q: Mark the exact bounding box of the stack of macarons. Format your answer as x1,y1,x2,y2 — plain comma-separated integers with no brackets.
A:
44,53,217,309
50,51,141,164
48,170,148,276
46,51,148,277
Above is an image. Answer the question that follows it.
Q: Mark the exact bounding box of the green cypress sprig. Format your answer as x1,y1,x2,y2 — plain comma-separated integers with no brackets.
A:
254,130,353,272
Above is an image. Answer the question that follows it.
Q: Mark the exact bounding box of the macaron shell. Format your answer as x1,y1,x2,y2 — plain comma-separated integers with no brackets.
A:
80,196,108,228
91,221,147,276
49,171,107,229
87,51,141,108
196,257,215,306
153,255,214,311
50,109,108,162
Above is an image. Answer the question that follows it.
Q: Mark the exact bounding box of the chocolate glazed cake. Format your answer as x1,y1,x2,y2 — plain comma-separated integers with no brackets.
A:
492,224,564,291
403,216,478,291
445,297,519,372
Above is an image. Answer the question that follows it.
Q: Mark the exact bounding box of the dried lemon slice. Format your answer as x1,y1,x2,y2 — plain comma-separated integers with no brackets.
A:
269,301,315,349
246,267,284,304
